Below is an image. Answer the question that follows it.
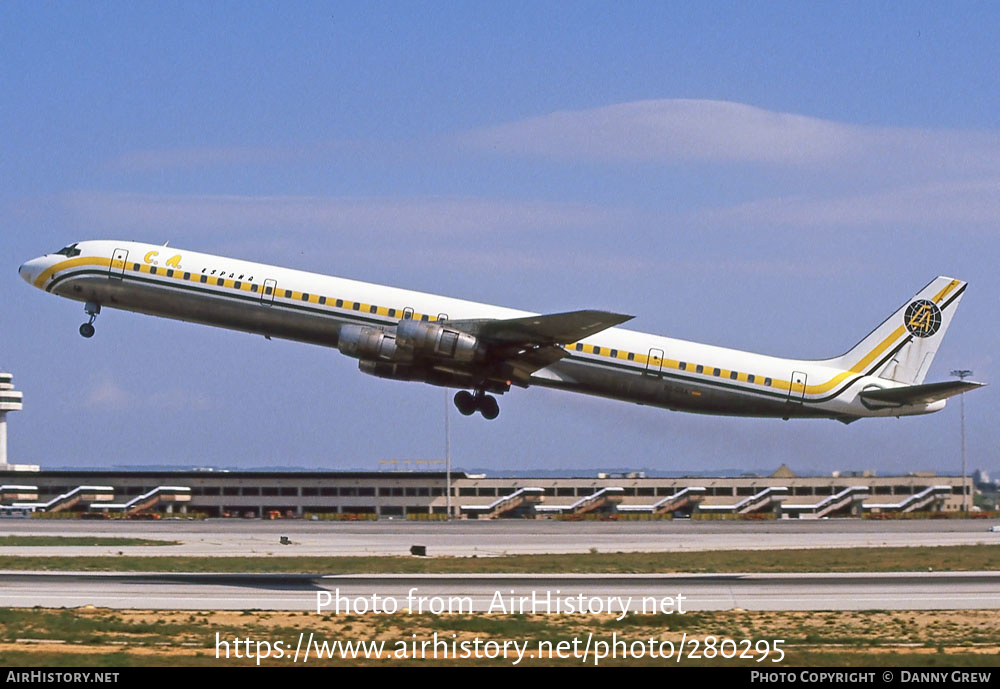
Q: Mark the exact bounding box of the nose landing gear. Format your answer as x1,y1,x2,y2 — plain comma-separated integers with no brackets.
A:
79,302,100,338
454,389,500,420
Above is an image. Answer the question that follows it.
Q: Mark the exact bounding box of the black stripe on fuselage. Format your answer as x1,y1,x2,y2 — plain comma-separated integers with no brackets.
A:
47,268,395,330
47,266,966,410
561,282,967,406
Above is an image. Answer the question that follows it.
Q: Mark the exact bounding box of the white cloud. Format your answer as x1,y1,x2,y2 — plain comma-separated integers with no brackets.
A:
63,192,636,237
86,379,132,408
86,378,212,412
52,101,1000,256
691,179,1000,230
458,99,1000,176
108,146,292,171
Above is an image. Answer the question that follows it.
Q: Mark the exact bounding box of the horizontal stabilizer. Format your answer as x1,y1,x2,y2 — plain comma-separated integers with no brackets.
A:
447,310,633,346
860,380,986,406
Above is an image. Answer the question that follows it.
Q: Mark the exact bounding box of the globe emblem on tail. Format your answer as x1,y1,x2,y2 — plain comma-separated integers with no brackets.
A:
904,299,942,338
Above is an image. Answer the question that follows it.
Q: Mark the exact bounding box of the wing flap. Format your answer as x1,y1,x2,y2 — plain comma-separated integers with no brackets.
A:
502,345,569,383
860,380,986,406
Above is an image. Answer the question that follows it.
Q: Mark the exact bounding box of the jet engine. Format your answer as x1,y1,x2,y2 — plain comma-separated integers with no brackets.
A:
395,319,479,362
336,324,398,361
337,320,481,364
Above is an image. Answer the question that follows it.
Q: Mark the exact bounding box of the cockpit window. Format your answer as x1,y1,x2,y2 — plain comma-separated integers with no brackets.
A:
54,244,81,257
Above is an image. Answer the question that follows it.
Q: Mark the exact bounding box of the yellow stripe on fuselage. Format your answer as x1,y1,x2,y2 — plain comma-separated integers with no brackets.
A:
34,256,112,289
34,255,958,401
35,255,439,324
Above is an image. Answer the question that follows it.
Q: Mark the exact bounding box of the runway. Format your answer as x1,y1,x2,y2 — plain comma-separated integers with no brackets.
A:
1,571,998,612
1,518,997,557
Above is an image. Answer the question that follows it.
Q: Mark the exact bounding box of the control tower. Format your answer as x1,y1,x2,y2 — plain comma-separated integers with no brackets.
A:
0,372,35,471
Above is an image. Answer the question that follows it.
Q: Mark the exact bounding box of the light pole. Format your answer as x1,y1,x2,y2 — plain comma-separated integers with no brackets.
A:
950,369,972,513
445,389,452,520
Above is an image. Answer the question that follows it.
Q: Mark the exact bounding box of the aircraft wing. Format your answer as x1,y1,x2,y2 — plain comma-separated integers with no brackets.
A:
444,310,633,385
860,380,986,406
446,310,633,346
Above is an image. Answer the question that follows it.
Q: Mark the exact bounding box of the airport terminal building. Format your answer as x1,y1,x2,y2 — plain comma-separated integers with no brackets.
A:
0,468,974,519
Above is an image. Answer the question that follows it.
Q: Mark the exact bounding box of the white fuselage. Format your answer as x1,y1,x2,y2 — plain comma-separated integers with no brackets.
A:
19,240,950,422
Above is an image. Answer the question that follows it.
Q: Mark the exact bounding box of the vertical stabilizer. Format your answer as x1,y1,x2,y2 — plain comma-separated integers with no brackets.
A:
825,277,966,385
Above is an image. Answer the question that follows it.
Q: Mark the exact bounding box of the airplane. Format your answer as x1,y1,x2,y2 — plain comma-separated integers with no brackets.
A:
19,240,983,422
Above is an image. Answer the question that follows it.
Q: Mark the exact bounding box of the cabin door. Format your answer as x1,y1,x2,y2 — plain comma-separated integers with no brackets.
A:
110,248,129,279
788,371,808,403
646,348,664,375
261,279,277,305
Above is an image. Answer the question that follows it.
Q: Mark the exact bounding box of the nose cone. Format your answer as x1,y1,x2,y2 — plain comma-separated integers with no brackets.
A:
18,257,46,286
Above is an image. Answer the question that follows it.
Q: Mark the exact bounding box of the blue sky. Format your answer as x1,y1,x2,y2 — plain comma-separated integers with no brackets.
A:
2,2,997,476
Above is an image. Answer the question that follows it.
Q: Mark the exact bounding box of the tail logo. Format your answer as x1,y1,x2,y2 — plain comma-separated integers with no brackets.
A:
904,299,942,338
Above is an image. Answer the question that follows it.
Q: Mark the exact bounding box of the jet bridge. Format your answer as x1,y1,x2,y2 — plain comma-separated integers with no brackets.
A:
91,486,191,516
616,487,707,516
697,487,789,515
863,485,951,514
12,485,114,513
534,487,625,517
460,487,544,519
1,485,39,502
781,486,870,519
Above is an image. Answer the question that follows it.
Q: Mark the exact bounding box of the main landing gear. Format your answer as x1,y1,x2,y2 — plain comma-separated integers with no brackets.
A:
454,390,500,420
79,301,100,338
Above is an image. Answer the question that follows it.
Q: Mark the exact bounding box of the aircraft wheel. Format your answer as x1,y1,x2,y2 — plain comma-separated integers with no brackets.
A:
454,390,476,416
79,323,96,338
480,395,500,420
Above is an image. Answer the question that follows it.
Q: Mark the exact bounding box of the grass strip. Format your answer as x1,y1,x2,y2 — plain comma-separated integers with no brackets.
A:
1,608,998,667
0,544,996,573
